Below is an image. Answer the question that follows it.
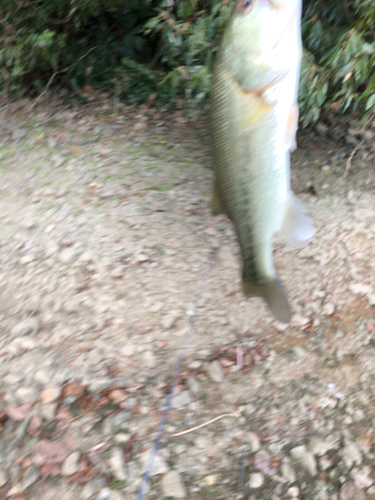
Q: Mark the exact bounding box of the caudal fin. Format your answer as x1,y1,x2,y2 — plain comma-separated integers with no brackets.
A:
243,276,291,324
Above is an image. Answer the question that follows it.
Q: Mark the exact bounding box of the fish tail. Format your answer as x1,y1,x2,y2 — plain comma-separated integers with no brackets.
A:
242,275,291,324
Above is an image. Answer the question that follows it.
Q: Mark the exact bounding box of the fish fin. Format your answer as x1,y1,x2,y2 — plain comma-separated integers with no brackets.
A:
279,193,314,249
212,181,225,215
286,102,299,151
243,276,291,324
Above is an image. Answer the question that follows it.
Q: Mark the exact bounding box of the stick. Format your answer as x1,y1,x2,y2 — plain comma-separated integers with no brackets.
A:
344,114,374,178
169,411,241,437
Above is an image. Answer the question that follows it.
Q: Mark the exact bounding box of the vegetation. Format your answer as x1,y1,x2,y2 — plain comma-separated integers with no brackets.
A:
1,0,374,125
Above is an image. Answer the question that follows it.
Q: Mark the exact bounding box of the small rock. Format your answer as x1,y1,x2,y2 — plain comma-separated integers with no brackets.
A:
172,391,192,409
291,446,317,476
187,378,200,396
339,481,365,500
59,247,76,264
79,250,94,262
109,447,127,481
161,311,179,329
121,344,136,357
15,386,38,404
114,433,130,444
150,301,163,313
0,470,7,487
281,462,296,483
45,241,59,257
62,451,80,476
350,468,373,489
323,303,335,316
12,128,27,140
247,432,261,452
194,435,208,449
254,450,277,475
208,360,224,383
161,470,186,498
8,466,39,496
40,387,61,404
20,253,36,264
11,317,40,337
341,442,362,468
134,253,148,263
287,486,299,498
249,472,264,489
349,283,373,296
142,350,156,368
140,449,169,476
203,475,216,486
309,437,338,457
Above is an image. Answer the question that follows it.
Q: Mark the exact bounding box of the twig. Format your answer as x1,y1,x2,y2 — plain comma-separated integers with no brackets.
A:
28,46,98,112
344,114,374,178
169,411,241,437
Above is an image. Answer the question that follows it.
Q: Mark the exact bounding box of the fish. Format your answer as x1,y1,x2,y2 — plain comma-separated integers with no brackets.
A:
210,0,314,323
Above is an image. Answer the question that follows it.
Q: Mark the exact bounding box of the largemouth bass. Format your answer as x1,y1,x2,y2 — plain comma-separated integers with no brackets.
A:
210,0,314,323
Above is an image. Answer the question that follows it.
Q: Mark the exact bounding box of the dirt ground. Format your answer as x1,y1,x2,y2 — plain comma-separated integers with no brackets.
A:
0,96,374,500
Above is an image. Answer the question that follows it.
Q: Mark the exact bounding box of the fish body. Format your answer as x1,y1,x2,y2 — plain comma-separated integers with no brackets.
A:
210,0,314,323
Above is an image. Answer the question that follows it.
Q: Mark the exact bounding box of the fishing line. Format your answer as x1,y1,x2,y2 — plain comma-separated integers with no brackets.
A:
137,257,212,500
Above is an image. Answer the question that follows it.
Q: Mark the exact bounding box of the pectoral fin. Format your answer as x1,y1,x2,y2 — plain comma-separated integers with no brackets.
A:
279,193,314,249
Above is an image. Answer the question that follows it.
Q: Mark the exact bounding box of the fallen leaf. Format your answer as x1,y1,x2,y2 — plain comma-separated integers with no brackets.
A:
40,463,61,478
365,323,375,335
33,439,69,465
5,403,33,421
28,415,41,436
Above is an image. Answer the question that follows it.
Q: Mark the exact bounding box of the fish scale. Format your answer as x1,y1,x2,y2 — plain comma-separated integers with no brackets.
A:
210,0,314,323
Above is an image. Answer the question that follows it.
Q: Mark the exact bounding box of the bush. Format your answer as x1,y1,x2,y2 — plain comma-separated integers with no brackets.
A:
1,0,375,125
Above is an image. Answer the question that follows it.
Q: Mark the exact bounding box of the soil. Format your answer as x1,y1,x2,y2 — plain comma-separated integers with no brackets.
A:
0,96,374,500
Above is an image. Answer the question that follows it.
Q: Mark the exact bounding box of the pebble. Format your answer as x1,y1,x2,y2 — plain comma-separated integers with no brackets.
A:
11,317,40,337
350,468,373,489
140,449,169,476
290,446,317,476
309,437,338,456
45,241,59,257
341,442,362,468
208,360,224,383
15,386,38,404
323,302,335,315
349,283,373,296
59,247,76,263
142,350,156,368
247,432,261,452
249,472,264,489
161,470,186,498
287,486,299,498
61,451,80,476
254,450,276,475
161,311,179,329
203,475,216,486
109,447,127,480
281,462,296,483
187,378,200,396
20,253,36,264
339,481,365,500
12,128,27,140
8,466,39,495
172,391,192,409
0,470,7,487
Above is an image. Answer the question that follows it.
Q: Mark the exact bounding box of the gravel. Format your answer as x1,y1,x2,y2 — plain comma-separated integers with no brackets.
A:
0,98,374,500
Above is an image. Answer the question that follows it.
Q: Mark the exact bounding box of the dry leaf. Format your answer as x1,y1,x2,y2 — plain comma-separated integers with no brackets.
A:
5,403,33,421
33,439,69,465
